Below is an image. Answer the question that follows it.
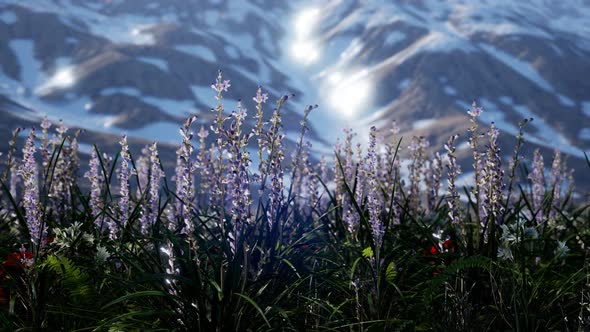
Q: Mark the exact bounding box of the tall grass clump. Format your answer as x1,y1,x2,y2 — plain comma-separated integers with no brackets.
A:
0,72,589,331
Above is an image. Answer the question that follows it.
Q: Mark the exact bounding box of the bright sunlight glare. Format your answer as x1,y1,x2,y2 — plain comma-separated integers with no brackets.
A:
326,71,372,118
291,8,321,65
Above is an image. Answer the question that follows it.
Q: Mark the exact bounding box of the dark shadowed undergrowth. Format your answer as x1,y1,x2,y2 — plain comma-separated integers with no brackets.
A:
0,72,589,331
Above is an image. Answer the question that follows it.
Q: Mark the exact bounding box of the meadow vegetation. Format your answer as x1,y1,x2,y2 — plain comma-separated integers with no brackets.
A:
0,72,589,331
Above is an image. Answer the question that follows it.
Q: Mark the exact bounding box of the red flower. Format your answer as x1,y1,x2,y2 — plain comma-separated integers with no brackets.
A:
444,240,454,249
429,245,438,255
3,251,34,272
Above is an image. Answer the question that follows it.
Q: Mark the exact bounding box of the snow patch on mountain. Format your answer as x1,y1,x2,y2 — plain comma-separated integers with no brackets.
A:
479,43,554,93
0,10,17,24
413,119,437,130
137,57,169,72
444,86,457,96
8,39,43,91
579,128,590,141
175,45,216,62
101,87,198,118
557,94,576,107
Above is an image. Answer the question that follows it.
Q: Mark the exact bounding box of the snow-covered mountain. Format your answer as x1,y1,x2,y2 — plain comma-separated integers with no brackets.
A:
0,0,589,185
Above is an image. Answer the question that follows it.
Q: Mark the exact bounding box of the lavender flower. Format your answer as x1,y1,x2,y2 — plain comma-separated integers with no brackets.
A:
20,129,43,244
467,102,483,117
549,150,564,219
308,155,321,212
445,135,461,224
174,116,197,234
291,105,316,208
134,146,150,197
366,126,384,249
265,107,286,227
211,79,230,94
426,152,443,212
333,138,344,205
343,128,356,196
468,101,484,222
55,120,68,137
565,169,575,197
354,142,365,204
84,148,104,229
196,126,211,203
116,135,131,239
335,128,357,228
223,101,253,249
40,117,51,172
408,136,427,213
48,121,77,216
253,87,269,178
253,86,269,104
140,142,163,235
479,123,504,225
529,149,545,222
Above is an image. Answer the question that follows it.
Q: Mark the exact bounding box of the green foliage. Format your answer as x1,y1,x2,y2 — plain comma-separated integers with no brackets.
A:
43,255,93,303
0,83,588,331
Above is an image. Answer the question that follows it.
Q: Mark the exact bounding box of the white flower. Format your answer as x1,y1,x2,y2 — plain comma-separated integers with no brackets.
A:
554,241,570,259
497,247,514,261
95,246,110,264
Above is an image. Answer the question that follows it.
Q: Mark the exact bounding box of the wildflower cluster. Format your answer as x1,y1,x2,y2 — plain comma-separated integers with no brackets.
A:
0,74,586,332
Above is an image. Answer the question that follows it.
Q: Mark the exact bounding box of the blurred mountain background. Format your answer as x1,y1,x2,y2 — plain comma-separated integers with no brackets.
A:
0,0,589,189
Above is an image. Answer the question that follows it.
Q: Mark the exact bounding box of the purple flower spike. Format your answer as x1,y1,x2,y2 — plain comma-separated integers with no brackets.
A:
20,128,43,244
253,86,269,104
115,135,131,239
366,126,384,249
140,142,163,235
529,149,545,223
211,70,231,93
445,135,461,224
467,101,483,117
84,148,104,229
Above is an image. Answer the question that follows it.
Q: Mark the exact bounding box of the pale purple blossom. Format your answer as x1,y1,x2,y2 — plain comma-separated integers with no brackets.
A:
445,135,461,224
529,149,545,223
355,143,365,202
196,126,212,203
140,142,163,235
134,146,150,197
48,121,72,215
223,101,253,249
426,152,443,212
408,136,427,213
20,128,43,244
265,107,286,227
40,117,51,172
84,148,104,229
116,135,131,239
175,116,197,235
467,101,483,117
253,86,269,104
548,150,564,219
366,126,384,248
479,124,504,225
468,101,483,222
211,71,231,93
